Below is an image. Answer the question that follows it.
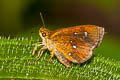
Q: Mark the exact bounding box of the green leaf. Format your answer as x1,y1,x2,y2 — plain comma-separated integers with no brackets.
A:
0,36,120,80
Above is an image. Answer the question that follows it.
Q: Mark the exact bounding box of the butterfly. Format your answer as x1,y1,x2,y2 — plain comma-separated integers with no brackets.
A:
32,13,104,67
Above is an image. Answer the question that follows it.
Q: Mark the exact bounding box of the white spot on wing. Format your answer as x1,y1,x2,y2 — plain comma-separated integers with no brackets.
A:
70,40,73,43
72,45,77,48
74,32,78,35
68,52,72,56
84,32,88,37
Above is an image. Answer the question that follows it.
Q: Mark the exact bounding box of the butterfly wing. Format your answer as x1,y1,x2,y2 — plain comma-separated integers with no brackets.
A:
50,25,104,63
51,25,104,50
51,35,92,63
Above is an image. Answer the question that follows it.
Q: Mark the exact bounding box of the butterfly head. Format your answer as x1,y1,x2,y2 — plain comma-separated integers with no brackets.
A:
39,27,50,39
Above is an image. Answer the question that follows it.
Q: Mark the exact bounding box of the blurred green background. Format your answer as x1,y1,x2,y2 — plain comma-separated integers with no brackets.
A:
0,0,120,60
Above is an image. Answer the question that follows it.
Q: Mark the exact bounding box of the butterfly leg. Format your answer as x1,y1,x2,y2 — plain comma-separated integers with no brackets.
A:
55,52,71,67
36,46,47,60
32,42,43,56
48,51,55,63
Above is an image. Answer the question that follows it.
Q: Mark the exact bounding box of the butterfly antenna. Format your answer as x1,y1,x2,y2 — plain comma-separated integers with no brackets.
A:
40,12,45,28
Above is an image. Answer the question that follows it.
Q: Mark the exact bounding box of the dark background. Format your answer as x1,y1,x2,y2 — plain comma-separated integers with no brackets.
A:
0,0,120,37
0,0,120,60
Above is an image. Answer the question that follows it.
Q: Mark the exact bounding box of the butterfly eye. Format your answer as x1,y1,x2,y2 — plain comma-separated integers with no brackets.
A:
42,32,46,37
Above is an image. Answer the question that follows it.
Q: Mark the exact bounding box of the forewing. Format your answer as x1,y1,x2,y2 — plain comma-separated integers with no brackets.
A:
50,25,104,50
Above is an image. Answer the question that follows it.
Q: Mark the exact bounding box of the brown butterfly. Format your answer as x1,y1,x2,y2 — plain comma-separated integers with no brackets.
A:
32,13,104,67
